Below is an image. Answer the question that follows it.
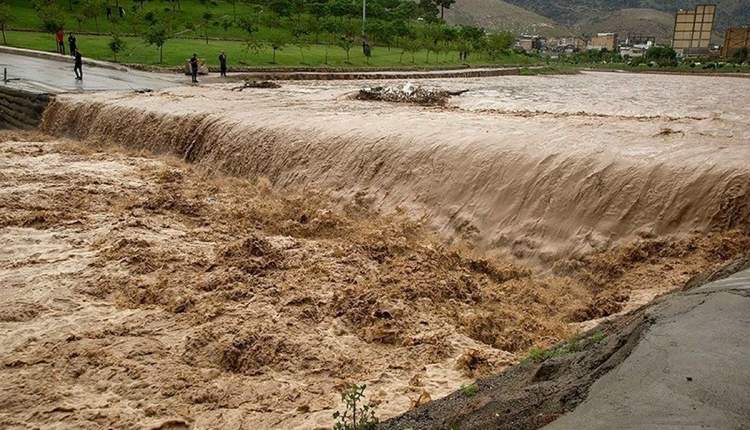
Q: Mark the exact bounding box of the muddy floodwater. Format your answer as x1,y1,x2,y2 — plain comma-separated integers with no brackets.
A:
42,71,750,259
1,72,749,429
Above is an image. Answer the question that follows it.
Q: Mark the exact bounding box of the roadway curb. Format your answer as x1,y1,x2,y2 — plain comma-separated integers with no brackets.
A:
0,46,129,72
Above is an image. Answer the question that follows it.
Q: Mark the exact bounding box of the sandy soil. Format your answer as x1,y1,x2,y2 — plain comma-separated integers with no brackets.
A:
40,72,750,262
1,129,748,429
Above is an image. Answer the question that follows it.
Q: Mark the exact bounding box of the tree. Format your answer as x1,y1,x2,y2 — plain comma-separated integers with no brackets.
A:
238,16,261,53
320,16,340,64
226,0,239,22
265,28,290,64
437,0,455,20
0,2,12,45
419,23,445,63
417,0,439,21
144,24,169,63
34,1,64,35
485,31,514,60
73,11,86,32
218,16,233,34
458,25,484,61
400,35,421,63
199,11,213,44
108,33,125,61
81,0,105,33
644,46,677,67
335,20,359,63
291,17,312,63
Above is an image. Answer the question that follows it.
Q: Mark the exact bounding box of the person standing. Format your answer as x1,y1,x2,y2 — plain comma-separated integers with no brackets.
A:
189,53,199,83
218,51,227,77
68,34,77,58
74,49,83,80
55,29,65,55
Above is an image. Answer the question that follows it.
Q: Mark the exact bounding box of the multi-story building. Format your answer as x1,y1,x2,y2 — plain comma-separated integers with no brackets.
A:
672,4,716,56
721,27,750,58
588,33,618,51
548,36,587,52
515,35,544,52
620,34,656,47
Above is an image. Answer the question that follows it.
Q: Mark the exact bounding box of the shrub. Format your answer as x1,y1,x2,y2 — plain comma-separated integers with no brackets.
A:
333,384,378,430
460,383,479,397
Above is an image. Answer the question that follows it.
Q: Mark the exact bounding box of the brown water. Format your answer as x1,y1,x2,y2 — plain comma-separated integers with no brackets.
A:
1,131,747,430
42,71,750,261
3,72,750,429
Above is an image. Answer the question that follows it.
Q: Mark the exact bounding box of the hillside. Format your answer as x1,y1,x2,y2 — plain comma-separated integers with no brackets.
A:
501,0,749,33
444,0,572,36
577,8,675,42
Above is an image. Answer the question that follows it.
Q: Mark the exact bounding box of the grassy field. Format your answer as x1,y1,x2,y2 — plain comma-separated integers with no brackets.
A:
6,0,291,40
3,30,539,68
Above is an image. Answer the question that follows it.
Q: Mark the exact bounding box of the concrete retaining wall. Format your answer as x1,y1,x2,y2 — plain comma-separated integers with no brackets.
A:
230,67,522,81
0,86,53,129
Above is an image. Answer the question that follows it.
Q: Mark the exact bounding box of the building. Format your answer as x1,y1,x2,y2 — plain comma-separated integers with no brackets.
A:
672,4,716,56
548,36,587,52
721,27,750,58
620,41,654,58
588,33,618,51
515,35,544,52
620,34,656,47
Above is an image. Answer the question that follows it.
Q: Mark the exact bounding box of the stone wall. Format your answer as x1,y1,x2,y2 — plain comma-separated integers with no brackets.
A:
0,86,52,129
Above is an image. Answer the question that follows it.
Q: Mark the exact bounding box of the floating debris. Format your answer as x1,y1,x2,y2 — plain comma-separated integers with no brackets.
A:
230,80,282,91
355,83,468,106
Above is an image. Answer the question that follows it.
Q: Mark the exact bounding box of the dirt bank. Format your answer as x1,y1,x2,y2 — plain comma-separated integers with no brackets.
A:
1,130,748,429
40,72,750,262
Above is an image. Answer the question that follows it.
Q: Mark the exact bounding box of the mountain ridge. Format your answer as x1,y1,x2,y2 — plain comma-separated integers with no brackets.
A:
447,0,748,42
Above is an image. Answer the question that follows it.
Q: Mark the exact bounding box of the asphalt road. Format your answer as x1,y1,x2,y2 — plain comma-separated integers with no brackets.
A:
0,52,180,93
544,268,750,430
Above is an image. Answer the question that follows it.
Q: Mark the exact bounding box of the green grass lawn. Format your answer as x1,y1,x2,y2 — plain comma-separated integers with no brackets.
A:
3,30,539,68
6,0,289,40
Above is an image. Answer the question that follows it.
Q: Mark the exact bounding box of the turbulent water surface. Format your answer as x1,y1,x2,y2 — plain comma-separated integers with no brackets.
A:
2,72,749,429
42,71,750,260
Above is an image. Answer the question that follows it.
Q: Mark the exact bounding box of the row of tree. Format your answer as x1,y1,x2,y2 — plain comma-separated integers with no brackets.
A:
142,12,515,64
22,0,516,64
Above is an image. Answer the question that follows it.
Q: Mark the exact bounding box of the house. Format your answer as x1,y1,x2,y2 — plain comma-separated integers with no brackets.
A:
588,33,618,51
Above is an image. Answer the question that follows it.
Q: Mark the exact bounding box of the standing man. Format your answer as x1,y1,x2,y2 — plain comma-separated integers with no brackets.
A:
74,49,83,80
68,33,77,58
189,53,199,83
55,29,65,55
218,51,227,77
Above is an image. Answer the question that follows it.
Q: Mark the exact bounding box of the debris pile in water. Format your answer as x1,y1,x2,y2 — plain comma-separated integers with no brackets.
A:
230,80,282,91
356,83,467,106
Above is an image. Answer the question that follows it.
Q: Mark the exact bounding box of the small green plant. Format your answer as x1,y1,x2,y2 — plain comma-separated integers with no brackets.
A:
525,330,608,363
460,383,478,397
526,347,553,362
333,384,378,430
590,330,606,344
